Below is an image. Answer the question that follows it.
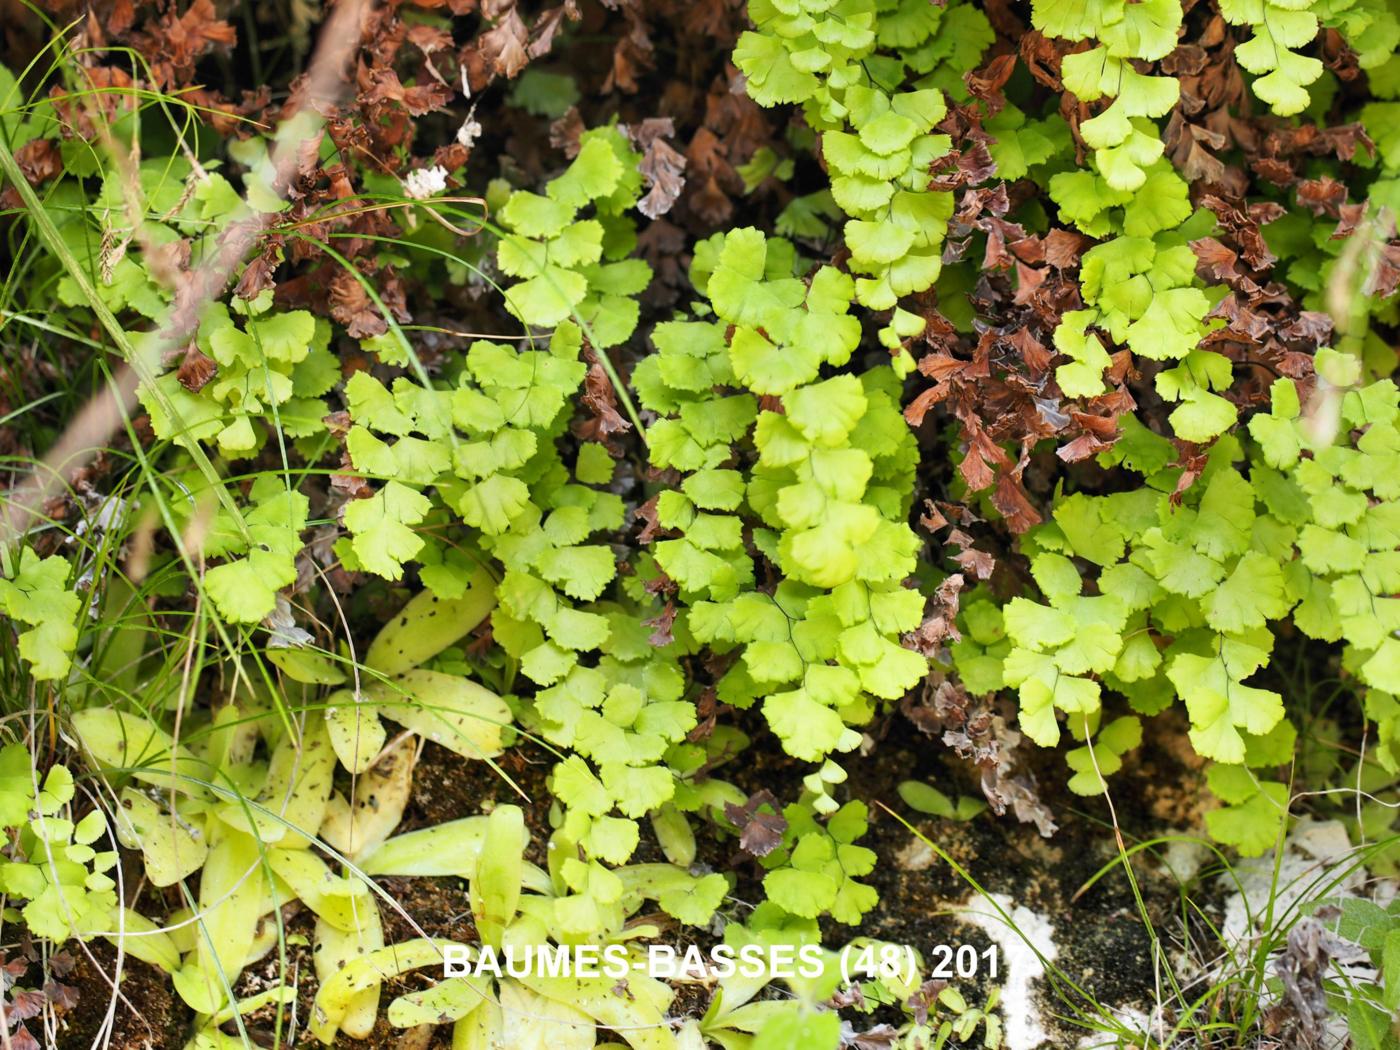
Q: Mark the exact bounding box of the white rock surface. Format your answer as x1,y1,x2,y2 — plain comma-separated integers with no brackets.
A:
1218,818,1365,950
958,892,1059,1050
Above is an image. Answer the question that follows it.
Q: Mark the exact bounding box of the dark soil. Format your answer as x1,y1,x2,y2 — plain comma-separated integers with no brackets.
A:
400,739,556,858
720,703,1208,1044
57,939,186,1050
855,779,1169,1040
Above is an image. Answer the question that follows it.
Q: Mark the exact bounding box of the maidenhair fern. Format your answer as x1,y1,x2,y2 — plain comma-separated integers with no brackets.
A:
972,365,1400,853
641,228,924,775
0,551,81,680
1044,0,1182,191
736,0,992,351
